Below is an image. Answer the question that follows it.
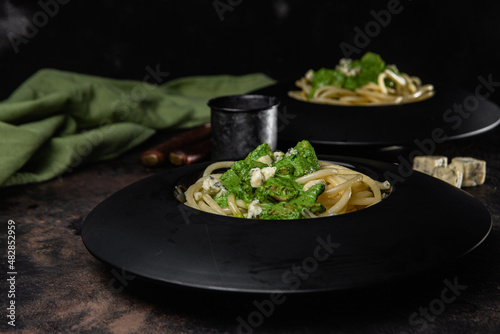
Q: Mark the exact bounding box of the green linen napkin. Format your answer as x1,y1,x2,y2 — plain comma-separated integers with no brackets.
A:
0,68,275,187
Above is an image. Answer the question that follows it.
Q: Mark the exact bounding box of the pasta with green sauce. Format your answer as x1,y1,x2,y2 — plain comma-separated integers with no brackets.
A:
289,52,434,106
183,140,391,219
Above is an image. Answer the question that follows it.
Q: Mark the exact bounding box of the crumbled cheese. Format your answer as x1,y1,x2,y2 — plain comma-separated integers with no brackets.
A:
247,199,262,219
303,179,326,191
202,176,217,191
285,148,298,157
249,167,276,188
273,151,284,162
249,168,264,188
413,156,448,175
257,155,273,166
261,166,277,181
335,58,362,77
449,157,486,187
202,176,225,194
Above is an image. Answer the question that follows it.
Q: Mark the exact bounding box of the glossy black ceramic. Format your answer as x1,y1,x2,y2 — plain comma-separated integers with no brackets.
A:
82,156,491,293
252,82,500,146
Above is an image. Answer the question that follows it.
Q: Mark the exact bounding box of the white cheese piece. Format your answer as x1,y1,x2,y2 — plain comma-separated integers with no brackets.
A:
431,166,463,188
261,166,277,181
273,151,284,162
202,176,225,195
335,58,362,77
303,179,326,191
285,148,298,157
247,199,262,219
449,157,486,187
413,156,448,175
249,168,264,188
257,155,273,166
249,167,276,188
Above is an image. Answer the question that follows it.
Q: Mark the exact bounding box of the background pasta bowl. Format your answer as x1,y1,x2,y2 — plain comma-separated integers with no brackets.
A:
253,82,500,147
82,155,491,293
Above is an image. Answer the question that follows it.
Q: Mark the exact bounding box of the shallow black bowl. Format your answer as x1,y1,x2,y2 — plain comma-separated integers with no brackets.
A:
252,82,500,146
81,156,491,293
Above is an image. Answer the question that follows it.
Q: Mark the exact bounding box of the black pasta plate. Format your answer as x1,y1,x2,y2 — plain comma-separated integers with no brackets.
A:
252,81,500,146
81,156,491,293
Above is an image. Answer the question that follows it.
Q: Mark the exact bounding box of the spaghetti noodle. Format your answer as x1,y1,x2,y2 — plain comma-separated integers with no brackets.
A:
288,52,434,106
181,141,391,219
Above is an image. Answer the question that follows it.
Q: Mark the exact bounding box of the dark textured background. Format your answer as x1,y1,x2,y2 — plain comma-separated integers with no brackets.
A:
1,1,500,333
1,115,499,334
0,0,499,104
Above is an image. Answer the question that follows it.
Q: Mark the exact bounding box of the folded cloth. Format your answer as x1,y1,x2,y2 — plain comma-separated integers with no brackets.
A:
0,69,275,186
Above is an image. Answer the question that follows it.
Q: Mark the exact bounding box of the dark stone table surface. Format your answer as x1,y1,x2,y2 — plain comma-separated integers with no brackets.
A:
1,126,499,334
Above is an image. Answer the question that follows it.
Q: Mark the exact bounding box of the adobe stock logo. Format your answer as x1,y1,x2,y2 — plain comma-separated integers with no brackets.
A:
339,0,408,58
212,0,244,22
236,235,341,334
108,268,136,294
400,277,468,334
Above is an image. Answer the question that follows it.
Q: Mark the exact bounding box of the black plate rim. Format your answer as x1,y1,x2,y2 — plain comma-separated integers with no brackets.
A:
252,81,500,147
81,156,492,294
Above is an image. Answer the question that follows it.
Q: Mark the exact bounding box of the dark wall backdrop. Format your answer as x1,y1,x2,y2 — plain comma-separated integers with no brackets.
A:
0,0,499,104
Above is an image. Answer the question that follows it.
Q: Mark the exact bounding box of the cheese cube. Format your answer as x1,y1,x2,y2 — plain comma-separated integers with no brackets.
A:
413,156,448,175
431,166,463,188
449,157,486,187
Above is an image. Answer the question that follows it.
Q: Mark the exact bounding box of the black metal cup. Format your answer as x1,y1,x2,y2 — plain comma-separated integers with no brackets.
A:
208,94,279,161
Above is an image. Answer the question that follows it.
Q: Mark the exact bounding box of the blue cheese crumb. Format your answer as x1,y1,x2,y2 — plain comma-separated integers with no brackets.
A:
285,148,298,157
247,199,262,219
257,155,273,166
273,151,284,162
431,166,463,188
249,167,277,188
413,156,448,175
202,176,226,194
449,157,486,187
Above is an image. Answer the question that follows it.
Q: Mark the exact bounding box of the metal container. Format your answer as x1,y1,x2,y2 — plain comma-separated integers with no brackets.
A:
208,94,279,160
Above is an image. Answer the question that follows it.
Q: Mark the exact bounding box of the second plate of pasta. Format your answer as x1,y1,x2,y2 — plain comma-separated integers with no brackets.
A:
252,82,500,147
